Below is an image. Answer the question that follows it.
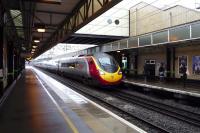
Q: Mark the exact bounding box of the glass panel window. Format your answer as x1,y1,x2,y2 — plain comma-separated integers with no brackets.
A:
101,45,107,52
153,30,168,44
139,35,151,46
101,45,111,52
92,48,96,53
128,37,138,48
119,40,128,49
96,47,100,52
169,25,190,41
112,42,119,50
106,44,112,52
192,22,200,38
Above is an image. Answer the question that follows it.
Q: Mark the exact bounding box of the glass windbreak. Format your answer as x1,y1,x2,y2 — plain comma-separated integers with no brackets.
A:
139,35,151,46
192,22,200,38
153,30,168,44
97,56,118,73
169,25,190,41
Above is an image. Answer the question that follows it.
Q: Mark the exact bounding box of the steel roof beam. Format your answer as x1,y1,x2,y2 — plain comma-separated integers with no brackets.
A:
71,33,128,39
35,10,70,15
24,0,62,5
35,0,122,58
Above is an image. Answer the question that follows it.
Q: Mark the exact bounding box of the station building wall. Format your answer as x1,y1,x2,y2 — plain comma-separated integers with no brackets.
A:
130,2,200,36
175,45,200,80
136,44,200,80
137,46,166,77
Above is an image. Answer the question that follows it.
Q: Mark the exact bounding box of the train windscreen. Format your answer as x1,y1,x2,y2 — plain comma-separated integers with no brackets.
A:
95,54,118,73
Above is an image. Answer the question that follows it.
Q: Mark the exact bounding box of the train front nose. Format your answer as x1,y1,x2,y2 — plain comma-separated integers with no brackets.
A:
99,69,122,85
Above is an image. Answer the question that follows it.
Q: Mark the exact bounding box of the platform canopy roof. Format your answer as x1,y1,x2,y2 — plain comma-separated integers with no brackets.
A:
2,0,122,59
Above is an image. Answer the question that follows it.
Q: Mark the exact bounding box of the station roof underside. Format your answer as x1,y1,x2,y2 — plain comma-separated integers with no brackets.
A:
65,34,127,45
2,0,122,58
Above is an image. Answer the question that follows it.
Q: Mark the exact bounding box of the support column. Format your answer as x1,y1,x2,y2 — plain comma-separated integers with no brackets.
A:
166,47,171,78
134,54,138,76
0,25,3,95
172,47,176,78
127,50,138,77
7,42,14,85
14,49,19,79
0,4,4,96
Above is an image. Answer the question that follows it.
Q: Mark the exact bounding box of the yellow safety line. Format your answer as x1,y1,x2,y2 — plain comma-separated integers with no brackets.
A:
35,74,79,133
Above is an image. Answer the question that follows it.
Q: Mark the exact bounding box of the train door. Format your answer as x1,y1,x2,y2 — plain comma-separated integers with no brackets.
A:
145,60,156,76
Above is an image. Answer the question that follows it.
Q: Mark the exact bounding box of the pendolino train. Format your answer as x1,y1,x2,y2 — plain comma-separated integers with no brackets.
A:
34,53,123,86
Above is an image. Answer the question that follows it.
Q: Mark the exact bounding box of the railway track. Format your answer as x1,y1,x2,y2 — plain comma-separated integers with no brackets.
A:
37,69,171,132
36,68,200,132
58,77,170,133
112,89,200,127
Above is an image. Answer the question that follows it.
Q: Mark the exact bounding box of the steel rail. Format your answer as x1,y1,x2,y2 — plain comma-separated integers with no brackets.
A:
38,68,171,133
112,89,200,127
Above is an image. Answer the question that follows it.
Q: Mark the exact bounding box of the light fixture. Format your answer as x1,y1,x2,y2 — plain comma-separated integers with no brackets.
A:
37,28,45,33
34,40,40,43
117,50,120,53
35,23,46,33
33,36,40,43
32,45,38,48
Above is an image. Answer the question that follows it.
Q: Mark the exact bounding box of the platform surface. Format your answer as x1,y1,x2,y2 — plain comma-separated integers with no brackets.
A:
123,78,200,98
0,67,145,133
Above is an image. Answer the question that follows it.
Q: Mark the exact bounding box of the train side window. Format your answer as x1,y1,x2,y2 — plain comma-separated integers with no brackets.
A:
68,62,75,68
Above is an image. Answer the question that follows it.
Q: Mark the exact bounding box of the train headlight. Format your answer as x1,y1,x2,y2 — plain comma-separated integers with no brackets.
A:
99,70,105,75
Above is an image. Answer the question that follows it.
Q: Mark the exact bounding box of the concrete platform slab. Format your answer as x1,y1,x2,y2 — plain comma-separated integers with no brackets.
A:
0,67,146,133
123,78,200,98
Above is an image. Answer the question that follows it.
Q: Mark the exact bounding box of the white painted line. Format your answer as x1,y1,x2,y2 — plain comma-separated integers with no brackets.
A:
123,80,200,98
35,74,79,133
71,90,147,133
33,67,147,133
33,68,147,133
